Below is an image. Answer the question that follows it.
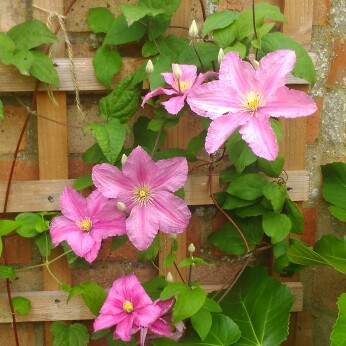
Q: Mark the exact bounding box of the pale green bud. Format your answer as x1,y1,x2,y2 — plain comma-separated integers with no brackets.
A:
121,154,127,165
145,59,154,74
117,202,126,212
170,234,177,240
218,48,225,64
166,272,174,283
173,64,182,80
252,59,259,70
189,20,199,39
188,243,196,254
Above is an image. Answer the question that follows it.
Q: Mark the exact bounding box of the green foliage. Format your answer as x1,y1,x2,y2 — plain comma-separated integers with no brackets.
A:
0,99,3,121
0,265,16,278
202,10,240,36
285,198,304,234
67,281,107,316
51,322,90,346
220,267,293,346
12,296,31,315
322,162,346,221
262,212,292,243
73,174,93,190
88,8,115,34
111,235,129,250
142,275,167,300
0,220,22,236
179,257,208,267
138,234,160,261
15,213,42,238
35,232,54,257
331,293,346,346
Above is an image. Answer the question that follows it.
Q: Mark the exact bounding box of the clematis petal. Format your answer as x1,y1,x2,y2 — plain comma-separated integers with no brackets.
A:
92,164,133,200
141,87,177,107
49,216,79,246
115,314,135,341
65,231,95,258
156,298,174,315
122,146,159,185
135,304,162,327
219,52,255,94
154,191,191,234
162,95,186,115
126,204,159,251
264,86,318,118
256,50,296,97
60,186,87,221
177,64,197,83
205,112,251,154
140,327,148,346
100,295,125,315
152,157,188,192
83,241,102,263
239,112,278,161
94,313,125,331
149,318,172,336
86,189,110,218
193,71,218,89
187,81,243,119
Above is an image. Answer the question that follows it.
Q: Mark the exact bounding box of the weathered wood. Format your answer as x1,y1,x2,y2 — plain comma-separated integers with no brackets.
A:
0,170,309,213
0,281,303,323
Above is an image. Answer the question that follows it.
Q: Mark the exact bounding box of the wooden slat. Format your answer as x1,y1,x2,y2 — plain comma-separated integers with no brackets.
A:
0,54,315,93
0,281,302,323
0,170,309,213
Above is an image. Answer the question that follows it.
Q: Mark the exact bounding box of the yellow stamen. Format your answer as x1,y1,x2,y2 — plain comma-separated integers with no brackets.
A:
174,79,193,94
76,217,92,232
123,300,134,313
133,184,154,207
241,91,263,113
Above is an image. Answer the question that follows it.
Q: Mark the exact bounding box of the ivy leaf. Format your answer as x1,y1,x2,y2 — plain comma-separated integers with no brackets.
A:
12,296,31,315
30,51,60,87
202,10,240,36
104,14,147,46
331,293,346,346
67,281,107,316
220,267,293,346
260,32,316,85
285,198,304,234
100,75,142,122
0,265,16,278
51,322,89,346
87,7,115,33
84,119,128,164
0,220,22,236
15,213,41,238
93,46,121,89
262,212,292,243
8,19,57,50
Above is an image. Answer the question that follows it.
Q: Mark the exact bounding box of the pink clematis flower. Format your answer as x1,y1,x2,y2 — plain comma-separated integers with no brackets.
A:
94,274,161,342
141,63,217,115
187,50,318,160
92,146,191,251
50,187,126,263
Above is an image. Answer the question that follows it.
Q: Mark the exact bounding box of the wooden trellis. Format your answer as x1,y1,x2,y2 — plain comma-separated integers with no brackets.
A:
0,0,314,345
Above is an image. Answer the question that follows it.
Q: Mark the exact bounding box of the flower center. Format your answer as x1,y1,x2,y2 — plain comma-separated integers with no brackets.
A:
174,79,193,94
133,184,154,207
76,217,92,232
242,91,263,112
123,300,134,313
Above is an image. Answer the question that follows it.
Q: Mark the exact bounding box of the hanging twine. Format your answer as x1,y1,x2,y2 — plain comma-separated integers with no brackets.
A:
32,4,84,117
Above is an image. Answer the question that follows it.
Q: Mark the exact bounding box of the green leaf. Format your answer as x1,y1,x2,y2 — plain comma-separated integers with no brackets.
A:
100,75,141,122
137,234,160,262
0,238,2,256
0,265,16,278
8,19,57,50
213,24,237,48
15,213,41,238
226,130,257,173
173,286,206,323
107,334,135,346
331,293,346,346
120,3,164,22
104,14,147,45
0,220,22,236
142,276,167,300
140,0,182,19
164,253,176,268
73,174,93,190
160,282,188,300
226,173,268,200
82,143,108,164
224,41,247,59
262,212,292,243
88,7,115,33
151,338,178,346
93,46,121,88
92,328,111,340
208,216,263,255
0,32,15,52
285,198,304,234
84,119,128,164
260,32,316,85
329,206,346,222
186,130,207,159
111,235,128,250
220,267,293,346
30,51,60,87
235,204,268,217
258,155,284,177
12,296,31,315
314,235,346,274
179,257,208,267
51,322,90,346
262,182,287,212
202,10,240,36
35,233,54,257
0,99,3,121
287,239,327,266
68,281,107,316
190,307,213,341
9,50,33,76
222,195,257,210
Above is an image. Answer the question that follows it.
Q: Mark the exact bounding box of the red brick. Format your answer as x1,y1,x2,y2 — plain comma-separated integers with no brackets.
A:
0,160,39,181
186,214,201,256
327,37,346,87
68,158,93,179
306,97,323,144
0,235,31,265
313,0,330,26
97,239,137,262
301,208,316,246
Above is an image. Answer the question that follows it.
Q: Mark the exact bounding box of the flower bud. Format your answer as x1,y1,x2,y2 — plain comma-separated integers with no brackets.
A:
117,202,126,212
189,20,199,39
170,234,177,240
188,243,196,254
166,272,174,283
172,64,182,80
251,59,259,70
145,59,154,74
218,48,225,64
121,154,127,165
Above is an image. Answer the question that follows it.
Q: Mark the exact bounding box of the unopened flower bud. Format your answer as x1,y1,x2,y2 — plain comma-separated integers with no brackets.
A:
188,243,196,254
170,234,177,240
145,59,154,74
166,272,174,283
117,202,126,212
172,64,182,80
121,154,127,165
251,59,259,70
218,48,225,64
189,20,199,39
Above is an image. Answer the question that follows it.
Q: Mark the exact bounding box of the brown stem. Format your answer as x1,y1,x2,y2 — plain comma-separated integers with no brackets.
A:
252,0,259,60
150,119,166,159
208,165,250,253
199,0,207,22
173,261,186,284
